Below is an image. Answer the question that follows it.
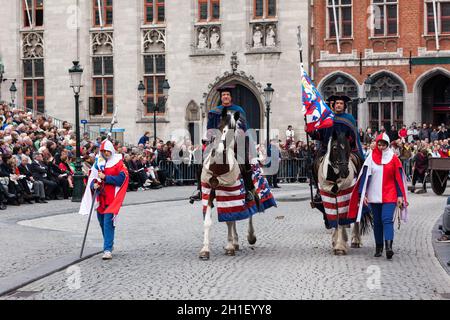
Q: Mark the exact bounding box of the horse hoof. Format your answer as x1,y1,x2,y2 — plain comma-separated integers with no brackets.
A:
234,244,240,251
351,243,361,248
334,249,347,256
225,249,235,256
247,235,257,245
199,252,210,260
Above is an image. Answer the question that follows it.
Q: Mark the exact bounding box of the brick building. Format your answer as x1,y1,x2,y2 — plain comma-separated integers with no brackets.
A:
310,0,450,131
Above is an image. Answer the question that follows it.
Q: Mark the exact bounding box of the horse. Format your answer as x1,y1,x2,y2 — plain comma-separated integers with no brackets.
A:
313,130,370,255
199,108,259,260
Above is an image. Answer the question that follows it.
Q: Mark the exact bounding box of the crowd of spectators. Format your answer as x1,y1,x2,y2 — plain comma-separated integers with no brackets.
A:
0,103,195,211
277,123,450,192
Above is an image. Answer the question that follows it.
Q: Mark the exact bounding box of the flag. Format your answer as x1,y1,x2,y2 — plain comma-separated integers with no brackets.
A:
302,68,334,133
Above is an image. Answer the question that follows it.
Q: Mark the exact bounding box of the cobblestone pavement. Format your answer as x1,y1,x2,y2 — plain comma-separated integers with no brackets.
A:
2,184,450,300
0,186,195,279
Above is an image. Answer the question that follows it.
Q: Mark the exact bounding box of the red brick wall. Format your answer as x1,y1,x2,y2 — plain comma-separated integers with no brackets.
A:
311,0,450,93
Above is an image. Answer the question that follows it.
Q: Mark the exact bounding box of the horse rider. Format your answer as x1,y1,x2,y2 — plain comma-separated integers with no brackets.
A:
306,95,364,227
190,85,255,203
307,95,364,160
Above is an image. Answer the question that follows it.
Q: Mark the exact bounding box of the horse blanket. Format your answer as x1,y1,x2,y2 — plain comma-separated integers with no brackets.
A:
201,164,277,222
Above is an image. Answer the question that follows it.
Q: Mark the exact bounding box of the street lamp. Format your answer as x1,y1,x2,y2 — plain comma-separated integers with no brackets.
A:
364,74,374,96
264,83,274,151
335,76,345,93
9,81,17,108
138,79,170,147
69,61,84,202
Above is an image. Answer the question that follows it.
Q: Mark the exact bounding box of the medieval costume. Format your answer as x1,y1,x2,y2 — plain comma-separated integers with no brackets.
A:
308,95,364,228
349,133,408,259
79,140,129,260
308,95,364,159
199,85,276,221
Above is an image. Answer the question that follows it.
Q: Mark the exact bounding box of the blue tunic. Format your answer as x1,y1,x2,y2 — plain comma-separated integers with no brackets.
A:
207,104,248,132
310,113,364,159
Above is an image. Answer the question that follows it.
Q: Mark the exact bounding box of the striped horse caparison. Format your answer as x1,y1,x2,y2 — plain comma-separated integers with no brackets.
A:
198,108,259,261
314,131,367,256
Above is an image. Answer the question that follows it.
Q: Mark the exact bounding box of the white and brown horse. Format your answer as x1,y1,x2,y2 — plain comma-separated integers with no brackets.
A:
199,108,258,260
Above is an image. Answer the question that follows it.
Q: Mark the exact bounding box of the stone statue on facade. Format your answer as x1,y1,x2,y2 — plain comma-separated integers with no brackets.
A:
253,26,263,48
266,25,276,47
198,28,208,49
210,27,220,50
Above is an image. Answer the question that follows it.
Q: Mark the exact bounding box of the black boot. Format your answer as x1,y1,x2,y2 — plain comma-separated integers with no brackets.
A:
385,240,394,260
374,245,383,257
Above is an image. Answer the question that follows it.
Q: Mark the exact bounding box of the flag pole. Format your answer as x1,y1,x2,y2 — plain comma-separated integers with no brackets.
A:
432,0,440,51
80,190,98,258
107,105,118,141
331,0,341,54
97,0,104,27
24,0,33,27
297,26,315,208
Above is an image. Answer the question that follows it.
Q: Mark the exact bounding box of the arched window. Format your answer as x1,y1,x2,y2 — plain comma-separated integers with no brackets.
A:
321,74,359,121
367,73,404,131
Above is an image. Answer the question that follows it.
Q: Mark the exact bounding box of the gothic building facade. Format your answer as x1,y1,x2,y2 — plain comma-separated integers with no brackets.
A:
0,0,309,144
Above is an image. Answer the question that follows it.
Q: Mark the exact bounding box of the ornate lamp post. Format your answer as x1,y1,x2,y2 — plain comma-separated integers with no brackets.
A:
138,79,170,147
364,74,374,97
69,61,84,202
9,81,17,108
264,83,274,151
335,76,345,93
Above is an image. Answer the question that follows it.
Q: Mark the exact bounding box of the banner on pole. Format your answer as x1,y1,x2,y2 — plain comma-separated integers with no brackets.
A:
301,68,334,133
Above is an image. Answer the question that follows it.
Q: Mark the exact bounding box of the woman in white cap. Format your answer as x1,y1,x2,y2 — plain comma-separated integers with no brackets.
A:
349,133,408,260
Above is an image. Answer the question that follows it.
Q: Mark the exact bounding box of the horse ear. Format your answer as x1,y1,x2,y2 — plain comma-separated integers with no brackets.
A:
234,111,240,122
332,130,338,140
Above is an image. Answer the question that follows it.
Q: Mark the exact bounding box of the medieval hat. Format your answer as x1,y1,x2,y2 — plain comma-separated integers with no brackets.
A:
217,85,236,95
326,95,339,104
333,95,352,104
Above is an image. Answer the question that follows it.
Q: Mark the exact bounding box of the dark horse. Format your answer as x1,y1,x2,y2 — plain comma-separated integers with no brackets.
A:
313,131,369,255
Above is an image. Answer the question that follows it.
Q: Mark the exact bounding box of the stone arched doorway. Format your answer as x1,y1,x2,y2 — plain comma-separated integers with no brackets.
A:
209,83,262,130
422,74,450,125
203,68,265,142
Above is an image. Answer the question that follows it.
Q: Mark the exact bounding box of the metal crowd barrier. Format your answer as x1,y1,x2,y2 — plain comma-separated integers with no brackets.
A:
158,158,310,184
277,158,308,182
158,160,199,183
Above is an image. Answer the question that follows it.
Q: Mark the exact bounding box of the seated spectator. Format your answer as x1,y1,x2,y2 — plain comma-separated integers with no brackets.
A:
58,150,74,190
47,156,70,199
30,153,59,200
18,155,47,203
7,156,34,204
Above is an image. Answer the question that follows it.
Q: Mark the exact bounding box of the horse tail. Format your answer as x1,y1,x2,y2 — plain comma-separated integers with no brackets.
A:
359,206,373,235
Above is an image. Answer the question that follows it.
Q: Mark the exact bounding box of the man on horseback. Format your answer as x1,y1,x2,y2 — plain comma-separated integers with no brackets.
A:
308,95,364,160
307,95,364,231
190,85,255,202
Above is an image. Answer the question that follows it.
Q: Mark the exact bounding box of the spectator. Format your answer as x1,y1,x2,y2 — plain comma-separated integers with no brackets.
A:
419,123,429,141
431,128,439,142
364,128,375,144
138,132,150,146
18,155,47,203
411,148,428,194
398,125,408,142
30,153,59,200
286,125,295,150
388,125,399,142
